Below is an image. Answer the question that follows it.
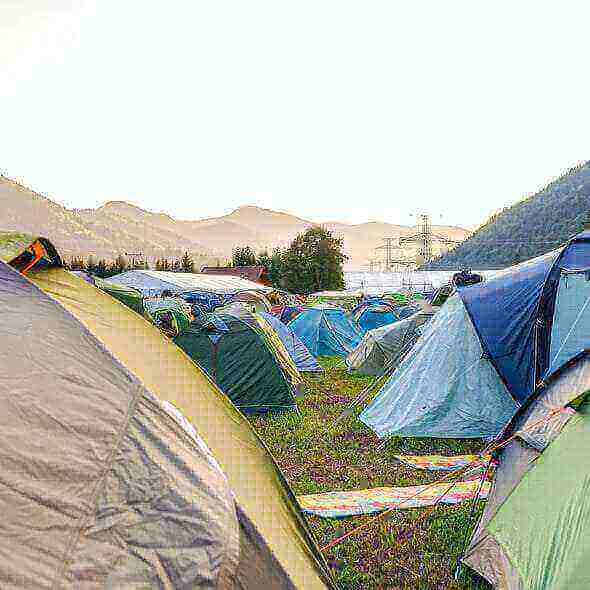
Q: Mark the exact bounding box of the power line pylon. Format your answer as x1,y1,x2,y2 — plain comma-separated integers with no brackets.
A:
399,214,459,263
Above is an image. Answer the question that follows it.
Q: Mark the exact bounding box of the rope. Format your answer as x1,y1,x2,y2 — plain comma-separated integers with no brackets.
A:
319,406,564,553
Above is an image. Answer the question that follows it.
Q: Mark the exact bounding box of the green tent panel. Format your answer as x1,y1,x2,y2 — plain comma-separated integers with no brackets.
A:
94,276,145,315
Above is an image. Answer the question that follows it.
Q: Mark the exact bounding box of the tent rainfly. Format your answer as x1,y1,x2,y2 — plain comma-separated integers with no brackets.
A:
361,230,590,439
464,352,590,589
346,309,436,376
0,237,335,589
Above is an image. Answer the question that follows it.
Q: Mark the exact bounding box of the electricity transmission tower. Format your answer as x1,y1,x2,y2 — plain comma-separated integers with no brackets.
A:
399,213,460,263
375,238,415,271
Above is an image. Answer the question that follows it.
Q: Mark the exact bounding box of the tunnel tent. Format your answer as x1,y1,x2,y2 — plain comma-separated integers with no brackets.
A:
2,239,335,590
360,230,590,439
289,306,363,357
259,311,324,373
463,352,590,590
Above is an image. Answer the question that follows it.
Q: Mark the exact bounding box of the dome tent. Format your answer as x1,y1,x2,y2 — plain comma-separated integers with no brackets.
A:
346,308,437,376
1,238,335,589
173,311,301,413
361,230,590,439
463,352,590,589
259,311,323,373
349,299,400,333
289,306,363,357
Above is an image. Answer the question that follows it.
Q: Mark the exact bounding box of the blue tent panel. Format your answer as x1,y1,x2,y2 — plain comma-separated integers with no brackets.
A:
457,251,558,403
260,312,323,372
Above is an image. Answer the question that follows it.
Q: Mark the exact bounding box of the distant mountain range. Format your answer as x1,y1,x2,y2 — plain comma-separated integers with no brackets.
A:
0,175,470,269
423,161,590,270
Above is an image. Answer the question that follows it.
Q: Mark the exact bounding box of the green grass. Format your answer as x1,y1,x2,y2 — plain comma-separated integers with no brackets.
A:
248,358,491,590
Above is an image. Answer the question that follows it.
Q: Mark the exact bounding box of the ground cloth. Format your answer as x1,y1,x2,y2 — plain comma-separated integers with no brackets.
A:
297,475,491,518
394,454,493,472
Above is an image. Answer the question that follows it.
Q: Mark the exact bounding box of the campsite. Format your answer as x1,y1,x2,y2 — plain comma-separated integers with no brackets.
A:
5,216,590,589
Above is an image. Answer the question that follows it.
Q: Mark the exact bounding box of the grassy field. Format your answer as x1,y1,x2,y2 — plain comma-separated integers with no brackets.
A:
248,358,491,590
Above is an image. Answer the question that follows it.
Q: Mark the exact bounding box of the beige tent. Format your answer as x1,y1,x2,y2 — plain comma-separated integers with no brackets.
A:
0,236,335,589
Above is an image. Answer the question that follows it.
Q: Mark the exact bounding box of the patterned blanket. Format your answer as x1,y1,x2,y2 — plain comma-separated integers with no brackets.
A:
394,453,493,472
297,476,491,518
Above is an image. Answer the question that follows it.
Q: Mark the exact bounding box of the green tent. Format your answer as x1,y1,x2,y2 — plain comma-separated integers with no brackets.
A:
464,352,590,589
174,313,299,413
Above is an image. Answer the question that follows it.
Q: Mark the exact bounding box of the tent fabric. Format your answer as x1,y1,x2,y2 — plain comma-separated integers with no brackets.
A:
173,313,299,413
259,312,323,373
289,306,363,357
346,310,435,376
360,295,518,438
11,259,334,589
105,270,272,296
350,302,400,333
548,272,590,373
94,276,145,315
458,250,560,403
272,304,305,324
464,353,590,590
0,260,239,588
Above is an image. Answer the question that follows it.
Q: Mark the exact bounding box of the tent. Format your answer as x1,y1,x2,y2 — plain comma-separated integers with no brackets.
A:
289,306,363,356
464,352,590,589
173,311,301,413
105,269,273,296
360,231,590,439
349,300,400,333
229,289,272,313
271,304,305,324
94,276,145,314
1,238,335,589
306,291,361,312
346,309,437,376
143,296,194,337
260,311,323,373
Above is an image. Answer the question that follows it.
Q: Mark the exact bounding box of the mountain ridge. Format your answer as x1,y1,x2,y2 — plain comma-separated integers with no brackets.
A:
0,175,470,269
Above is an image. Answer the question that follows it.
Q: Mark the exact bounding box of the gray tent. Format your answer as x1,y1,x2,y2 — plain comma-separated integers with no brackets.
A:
0,239,335,589
346,309,437,376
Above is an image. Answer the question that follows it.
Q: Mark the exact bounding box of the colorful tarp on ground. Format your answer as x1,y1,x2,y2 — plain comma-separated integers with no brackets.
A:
395,454,493,472
289,306,363,356
298,476,491,518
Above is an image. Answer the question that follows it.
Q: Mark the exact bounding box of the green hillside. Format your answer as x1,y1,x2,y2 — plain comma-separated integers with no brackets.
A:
424,161,590,270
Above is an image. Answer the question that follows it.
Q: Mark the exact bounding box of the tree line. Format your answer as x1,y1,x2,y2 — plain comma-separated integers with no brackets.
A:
231,226,347,294
67,251,196,278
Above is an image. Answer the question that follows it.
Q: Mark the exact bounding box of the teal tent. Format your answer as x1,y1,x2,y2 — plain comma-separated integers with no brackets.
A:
289,306,362,357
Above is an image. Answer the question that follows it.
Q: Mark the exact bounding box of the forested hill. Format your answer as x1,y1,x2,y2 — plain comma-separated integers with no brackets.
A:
423,161,590,270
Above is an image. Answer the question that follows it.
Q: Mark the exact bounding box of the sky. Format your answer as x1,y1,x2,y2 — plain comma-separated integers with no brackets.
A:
1,1,589,229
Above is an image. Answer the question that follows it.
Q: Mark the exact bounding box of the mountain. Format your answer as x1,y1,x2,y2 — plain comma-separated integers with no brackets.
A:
0,175,470,269
423,161,590,270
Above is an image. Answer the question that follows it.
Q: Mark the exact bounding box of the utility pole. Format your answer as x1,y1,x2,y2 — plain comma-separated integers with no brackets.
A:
125,252,143,270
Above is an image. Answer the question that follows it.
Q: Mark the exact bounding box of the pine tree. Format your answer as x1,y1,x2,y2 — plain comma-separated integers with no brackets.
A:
232,246,257,267
181,251,194,273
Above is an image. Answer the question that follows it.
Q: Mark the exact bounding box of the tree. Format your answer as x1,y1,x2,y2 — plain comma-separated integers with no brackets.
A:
232,246,257,267
281,226,347,293
181,251,195,273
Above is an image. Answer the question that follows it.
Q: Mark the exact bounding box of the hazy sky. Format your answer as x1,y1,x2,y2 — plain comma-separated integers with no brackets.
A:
1,1,588,228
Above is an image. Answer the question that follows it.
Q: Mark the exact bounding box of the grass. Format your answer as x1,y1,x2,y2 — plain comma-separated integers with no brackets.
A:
248,358,491,590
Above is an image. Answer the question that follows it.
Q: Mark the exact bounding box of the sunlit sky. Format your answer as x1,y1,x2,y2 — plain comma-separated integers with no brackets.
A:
1,1,588,229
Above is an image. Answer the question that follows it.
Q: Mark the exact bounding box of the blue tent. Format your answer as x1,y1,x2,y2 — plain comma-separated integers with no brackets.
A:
360,230,590,438
289,306,363,357
350,302,400,333
259,312,323,373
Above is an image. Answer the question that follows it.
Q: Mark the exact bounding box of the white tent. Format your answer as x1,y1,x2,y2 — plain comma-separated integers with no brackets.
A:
105,270,272,296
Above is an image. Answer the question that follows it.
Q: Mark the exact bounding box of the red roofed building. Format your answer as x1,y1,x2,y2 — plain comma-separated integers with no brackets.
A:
200,265,272,286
